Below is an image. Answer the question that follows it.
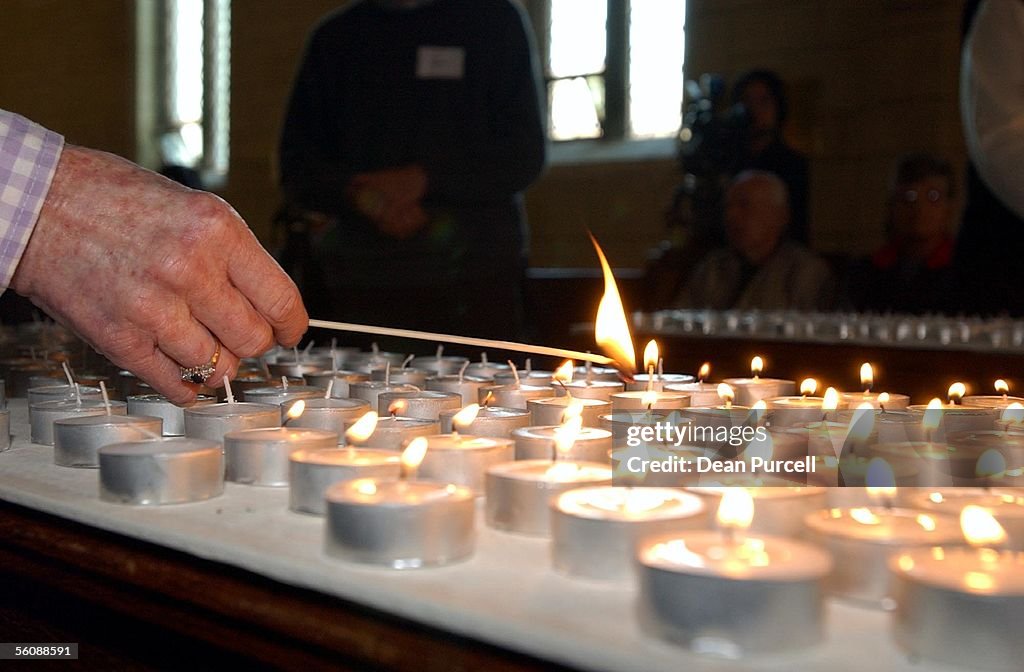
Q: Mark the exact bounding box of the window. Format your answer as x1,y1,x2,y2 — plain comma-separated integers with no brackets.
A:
136,0,231,185
540,0,687,143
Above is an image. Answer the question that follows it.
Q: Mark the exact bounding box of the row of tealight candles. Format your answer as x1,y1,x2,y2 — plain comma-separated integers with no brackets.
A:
7,341,1024,670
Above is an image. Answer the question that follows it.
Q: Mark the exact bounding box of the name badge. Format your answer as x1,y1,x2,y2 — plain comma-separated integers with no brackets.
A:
416,46,465,80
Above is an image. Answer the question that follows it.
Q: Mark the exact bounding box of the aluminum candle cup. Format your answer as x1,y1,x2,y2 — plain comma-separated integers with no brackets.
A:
962,394,1024,409
27,384,102,415
289,447,401,515
30,399,127,446
866,441,978,487
303,370,369,398
266,355,333,380
572,365,621,382
765,396,831,428
610,391,690,413
561,380,625,401
479,384,555,410
417,434,514,494
464,361,510,379
354,416,439,450
324,479,476,568
686,486,828,538
513,426,613,463
551,487,706,581
98,438,223,505
493,370,554,386
528,396,610,427
901,489,1024,551
876,411,934,443
484,459,612,535
637,530,832,655
890,547,1024,671
223,427,337,486
370,367,430,387
282,397,370,436
906,405,999,435
803,507,961,608
438,406,530,438
627,374,695,392
408,355,469,376
183,402,280,443
240,385,323,408
666,382,723,408
945,430,1024,482
809,456,919,492
127,394,216,436
721,377,796,407
425,375,491,406
778,421,876,459
54,414,163,468
346,350,408,372
377,390,461,420
349,381,420,410
839,391,910,410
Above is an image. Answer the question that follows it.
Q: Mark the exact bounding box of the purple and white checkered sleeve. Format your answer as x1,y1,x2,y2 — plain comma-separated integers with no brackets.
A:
0,110,64,292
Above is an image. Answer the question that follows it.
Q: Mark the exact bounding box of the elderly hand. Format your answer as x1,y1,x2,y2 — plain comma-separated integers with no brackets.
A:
10,145,308,404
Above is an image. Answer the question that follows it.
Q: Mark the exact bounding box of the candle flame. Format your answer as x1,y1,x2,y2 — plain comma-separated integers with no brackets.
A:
401,436,429,472
961,505,1007,547
286,399,306,420
850,507,880,525
553,360,574,384
388,399,408,416
345,411,379,444
751,356,764,377
877,392,890,405
916,514,937,532
698,362,711,382
640,391,659,408
716,488,754,531
589,232,636,374
452,404,480,430
800,378,817,397
717,383,734,407
1001,402,1024,424
860,362,874,390
482,391,494,408
995,379,1010,394
554,415,583,456
643,340,659,372
865,458,897,489
822,387,840,411
948,382,966,404
922,398,944,431
977,448,1007,478
561,397,585,423
354,479,378,496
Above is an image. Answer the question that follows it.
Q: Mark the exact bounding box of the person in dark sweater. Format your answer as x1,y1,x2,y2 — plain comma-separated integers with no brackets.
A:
844,153,960,314
279,0,546,342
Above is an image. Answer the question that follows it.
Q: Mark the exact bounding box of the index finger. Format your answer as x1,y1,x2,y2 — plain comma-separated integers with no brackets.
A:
228,225,308,347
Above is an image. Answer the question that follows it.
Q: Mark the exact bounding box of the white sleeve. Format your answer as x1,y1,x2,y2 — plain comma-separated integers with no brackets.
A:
961,0,1024,220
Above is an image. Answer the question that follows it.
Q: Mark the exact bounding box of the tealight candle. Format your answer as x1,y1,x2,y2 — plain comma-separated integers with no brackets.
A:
866,441,986,487
493,370,554,386
610,390,689,412
804,506,961,608
348,381,420,409
266,355,332,379
54,414,163,468
345,349,408,372
223,426,337,486
303,370,369,398
465,359,510,379
30,398,127,446
426,374,491,406
27,383,102,415
571,364,621,382
722,357,795,407
289,447,400,515
560,380,625,401
686,486,827,538
901,489,1024,551
890,508,1024,671
438,405,530,438
626,374,695,393
241,384,323,408
324,478,476,568
513,426,613,463
528,396,610,427
907,395,998,436
810,457,919,493
281,397,370,436
415,433,514,494
98,437,224,505
962,379,1024,410
637,490,832,655
352,416,439,450
839,391,910,410
408,353,469,376
126,393,217,436
370,366,430,387
183,401,280,444
484,459,612,535
551,486,706,580
479,383,555,410
377,390,461,420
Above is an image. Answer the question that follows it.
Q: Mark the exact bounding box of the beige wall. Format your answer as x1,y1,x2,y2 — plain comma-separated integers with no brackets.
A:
1,0,967,266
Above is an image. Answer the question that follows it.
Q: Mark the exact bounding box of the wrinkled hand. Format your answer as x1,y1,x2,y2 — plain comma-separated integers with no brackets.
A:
348,165,429,239
10,145,308,404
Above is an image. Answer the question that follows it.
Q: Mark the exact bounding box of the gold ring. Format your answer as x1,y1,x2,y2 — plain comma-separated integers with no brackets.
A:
180,342,221,384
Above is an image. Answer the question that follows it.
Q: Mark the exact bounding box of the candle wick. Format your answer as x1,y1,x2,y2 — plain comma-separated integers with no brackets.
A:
61,361,75,387
436,344,444,360
99,380,111,415
646,365,655,394
331,351,338,374
303,341,314,357
74,383,81,407
281,375,289,391
385,361,391,386
525,358,532,374
372,341,379,355
325,379,334,400
224,376,235,404
261,356,272,380
657,358,664,380
458,360,469,384
293,345,300,363
401,354,414,370
508,360,520,386
481,351,488,364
